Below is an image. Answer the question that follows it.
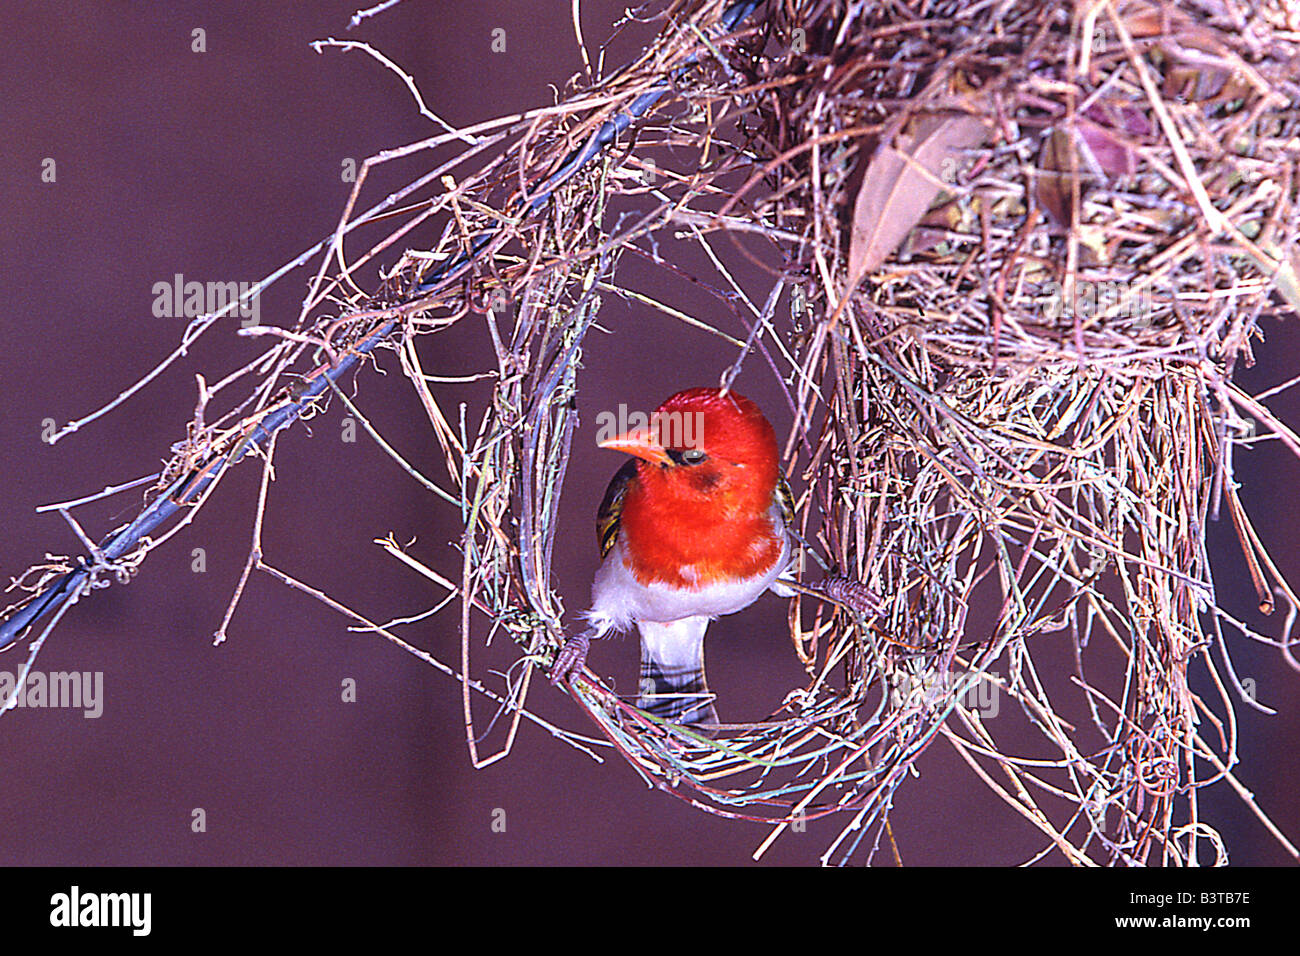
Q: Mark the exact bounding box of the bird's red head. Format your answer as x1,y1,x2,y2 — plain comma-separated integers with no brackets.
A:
600,389,782,587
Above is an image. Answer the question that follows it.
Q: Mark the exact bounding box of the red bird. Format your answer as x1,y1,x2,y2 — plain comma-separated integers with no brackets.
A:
550,387,795,726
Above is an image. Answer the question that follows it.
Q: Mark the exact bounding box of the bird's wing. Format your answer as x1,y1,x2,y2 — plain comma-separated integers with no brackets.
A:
597,458,639,560
769,473,798,597
775,472,795,529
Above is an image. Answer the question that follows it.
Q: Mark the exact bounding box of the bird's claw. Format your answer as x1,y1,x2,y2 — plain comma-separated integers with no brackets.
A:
816,575,883,619
549,632,591,686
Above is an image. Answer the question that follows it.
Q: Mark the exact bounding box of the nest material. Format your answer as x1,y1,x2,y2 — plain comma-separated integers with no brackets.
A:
9,0,1300,865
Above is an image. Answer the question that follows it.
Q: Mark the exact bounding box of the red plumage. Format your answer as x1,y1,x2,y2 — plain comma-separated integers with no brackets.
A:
617,388,784,589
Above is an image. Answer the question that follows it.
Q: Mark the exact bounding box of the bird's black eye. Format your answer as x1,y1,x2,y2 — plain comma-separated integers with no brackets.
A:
666,447,708,465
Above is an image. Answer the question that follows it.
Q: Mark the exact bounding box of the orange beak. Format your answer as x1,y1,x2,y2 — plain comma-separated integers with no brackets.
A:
598,426,672,465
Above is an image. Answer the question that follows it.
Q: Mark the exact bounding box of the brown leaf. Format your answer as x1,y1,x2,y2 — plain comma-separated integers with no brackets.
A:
1035,127,1079,228
847,111,989,285
1163,64,1228,101
1078,119,1136,177
1038,101,1152,228
1260,240,1300,315
1081,102,1150,176
1118,0,1204,41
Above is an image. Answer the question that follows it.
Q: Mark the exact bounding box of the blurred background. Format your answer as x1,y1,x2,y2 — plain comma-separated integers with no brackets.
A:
1,0,1296,865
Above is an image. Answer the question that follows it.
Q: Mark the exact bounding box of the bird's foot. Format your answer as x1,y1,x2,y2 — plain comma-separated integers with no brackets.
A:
549,631,591,686
814,575,883,619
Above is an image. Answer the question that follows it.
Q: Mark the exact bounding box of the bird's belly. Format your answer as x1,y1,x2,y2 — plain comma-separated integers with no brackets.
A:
588,538,789,632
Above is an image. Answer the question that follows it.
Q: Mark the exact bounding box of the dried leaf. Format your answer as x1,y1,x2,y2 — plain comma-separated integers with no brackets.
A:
1080,103,1150,176
899,227,951,259
1035,127,1079,228
900,198,977,259
847,111,988,284
1275,257,1300,314
1164,63,1229,101
1260,240,1300,315
1077,224,1110,266
919,196,970,231
1037,104,1149,227
1078,119,1136,177
1117,0,1166,38
1118,0,1216,45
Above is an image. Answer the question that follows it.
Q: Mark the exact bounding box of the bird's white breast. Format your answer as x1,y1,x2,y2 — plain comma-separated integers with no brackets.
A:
585,508,791,634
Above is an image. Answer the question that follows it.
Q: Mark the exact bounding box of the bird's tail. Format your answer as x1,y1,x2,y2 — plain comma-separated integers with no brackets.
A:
636,616,718,727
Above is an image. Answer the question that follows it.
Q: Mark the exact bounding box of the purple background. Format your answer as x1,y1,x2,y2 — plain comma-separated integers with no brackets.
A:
1,1,1296,865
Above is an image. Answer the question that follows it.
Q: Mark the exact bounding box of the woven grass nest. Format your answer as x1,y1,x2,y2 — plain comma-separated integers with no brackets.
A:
391,0,1300,864
8,0,1300,865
